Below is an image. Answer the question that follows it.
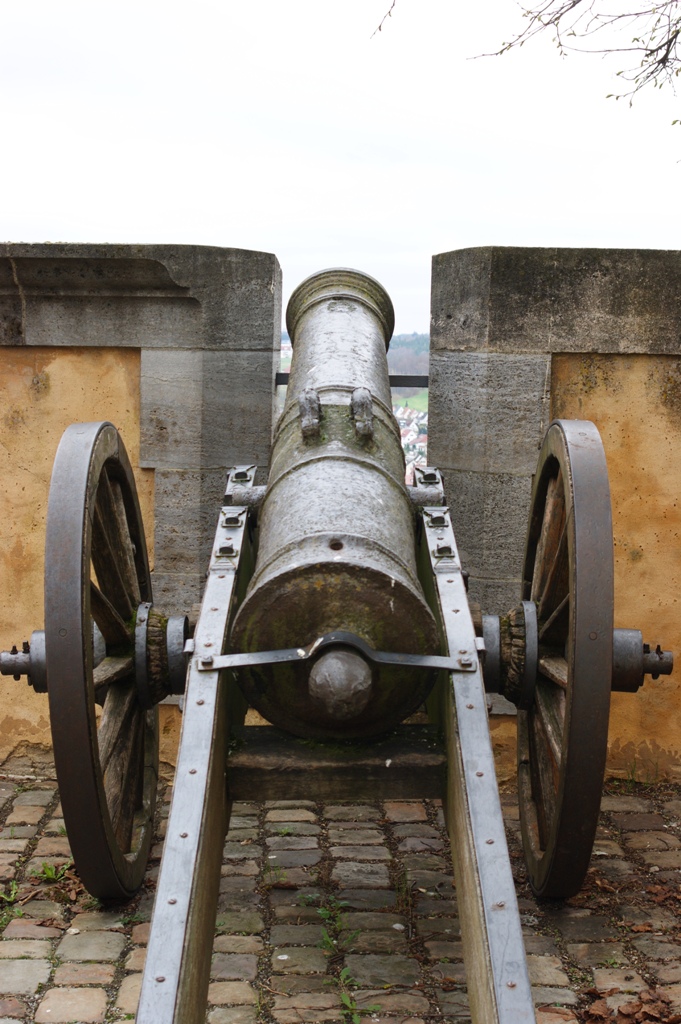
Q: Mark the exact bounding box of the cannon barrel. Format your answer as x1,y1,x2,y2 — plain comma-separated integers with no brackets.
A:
230,269,440,738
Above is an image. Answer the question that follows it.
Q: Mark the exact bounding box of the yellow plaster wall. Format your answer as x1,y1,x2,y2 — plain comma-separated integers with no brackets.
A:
552,354,681,780
0,347,177,763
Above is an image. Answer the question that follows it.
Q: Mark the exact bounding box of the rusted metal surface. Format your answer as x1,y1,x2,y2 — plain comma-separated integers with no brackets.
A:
231,269,439,739
44,422,157,899
421,507,535,1024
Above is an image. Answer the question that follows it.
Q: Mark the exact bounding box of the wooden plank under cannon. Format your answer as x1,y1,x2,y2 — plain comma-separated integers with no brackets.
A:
136,497,252,1024
227,723,446,802
421,508,536,1024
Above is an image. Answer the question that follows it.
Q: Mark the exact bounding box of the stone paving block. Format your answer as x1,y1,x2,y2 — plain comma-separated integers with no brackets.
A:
641,850,681,868
542,912,613,942
402,853,447,872
0,939,52,959
56,929,126,961
356,989,430,1013
116,973,142,1013
0,860,16,883
330,845,390,862
323,806,379,822
435,988,470,1016
406,868,453,891
662,983,681,1009
663,798,681,816
345,954,421,987
269,925,323,947
125,947,147,971
33,836,70,857
343,913,408,930
5,807,43,825
226,828,258,842
592,839,625,856
13,791,53,807
658,964,681,983
416,896,457,916
566,942,628,967
0,998,25,1019
270,975,329,995
531,986,578,1006
610,812,666,831
208,981,256,1005
343,930,409,954
265,822,320,837
211,953,258,981
524,934,559,956
384,801,428,822
527,955,570,987
592,967,647,993
601,795,652,812
266,809,317,823
266,801,316,810
265,849,322,868
229,816,259,830
209,1008,258,1024
223,842,263,860
0,827,35,839
625,831,681,850
266,835,320,851
398,835,444,853
70,910,125,931
215,912,264,935
593,858,634,879
535,1011,578,1024
328,828,383,845
272,947,327,974
35,986,107,1022
416,917,460,937
3,920,62,939
272,904,321,924
392,823,441,839
214,935,264,954
272,992,341,1023
54,962,116,985
332,862,390,888
221,860,259,877
0,840,28,856
432,961,467,984
631,935,680,959
0,958,51,994
132,921,151,944
337,889,397,910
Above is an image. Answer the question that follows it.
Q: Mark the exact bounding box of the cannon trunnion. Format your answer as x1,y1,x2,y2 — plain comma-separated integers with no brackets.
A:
0,268,673,1024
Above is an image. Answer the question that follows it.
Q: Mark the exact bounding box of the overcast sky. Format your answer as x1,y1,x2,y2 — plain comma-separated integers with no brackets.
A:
2,0,680,332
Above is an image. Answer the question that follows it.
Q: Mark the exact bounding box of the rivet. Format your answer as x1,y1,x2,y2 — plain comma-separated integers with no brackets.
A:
156,975,166,982
205,642,213,648
458,649,466,654
59,628,67,637
218,574,226,579
211,607,218,612
476,771,484,777
466,703,474,709
168,898,176,905
197,699,205,705
589,631,598,640
180,832,188,838
486,838,494,845
494,900,505,908
189,768,197,775
507,981,516,989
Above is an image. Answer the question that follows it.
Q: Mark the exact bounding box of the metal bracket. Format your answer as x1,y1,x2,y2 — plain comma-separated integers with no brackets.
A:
196,629,476,674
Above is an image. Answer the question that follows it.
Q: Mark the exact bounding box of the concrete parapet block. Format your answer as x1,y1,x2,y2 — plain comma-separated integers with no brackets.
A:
432,246,681,355
428,351,550,476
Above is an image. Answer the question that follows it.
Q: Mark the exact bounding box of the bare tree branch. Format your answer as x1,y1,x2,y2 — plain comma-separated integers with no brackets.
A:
372,1,397,38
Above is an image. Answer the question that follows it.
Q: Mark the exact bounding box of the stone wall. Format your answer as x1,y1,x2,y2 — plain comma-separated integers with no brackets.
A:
0,244,281,761
429,247,681,778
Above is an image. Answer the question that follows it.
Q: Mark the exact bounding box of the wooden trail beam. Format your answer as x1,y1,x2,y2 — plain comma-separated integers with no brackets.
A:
136,474,255,1024
422,508,536,1024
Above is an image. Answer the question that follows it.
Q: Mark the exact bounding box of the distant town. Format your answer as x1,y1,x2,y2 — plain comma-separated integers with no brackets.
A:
281,331,429,482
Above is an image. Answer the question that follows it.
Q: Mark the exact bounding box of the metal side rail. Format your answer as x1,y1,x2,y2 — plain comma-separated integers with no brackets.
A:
423,508,535,1024
137,483,253,1024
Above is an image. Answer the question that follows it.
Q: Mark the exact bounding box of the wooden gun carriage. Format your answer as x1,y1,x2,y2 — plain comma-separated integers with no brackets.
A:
0,268,673,1024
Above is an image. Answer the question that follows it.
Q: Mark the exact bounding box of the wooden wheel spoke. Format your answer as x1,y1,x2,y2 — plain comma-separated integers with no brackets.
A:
106,472,142,605
90,581,131,647
93,655,134,697
92,492,134,622
531,470,565,602
97,681,138,774
538,653,568,691
536,517,569,623
104,707,144,852
538,592,569,643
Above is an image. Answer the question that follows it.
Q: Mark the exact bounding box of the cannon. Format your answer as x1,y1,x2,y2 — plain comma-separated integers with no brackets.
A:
0,268,673,1024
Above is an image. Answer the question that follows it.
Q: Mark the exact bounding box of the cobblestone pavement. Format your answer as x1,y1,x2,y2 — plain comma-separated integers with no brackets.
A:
0,747,678,1023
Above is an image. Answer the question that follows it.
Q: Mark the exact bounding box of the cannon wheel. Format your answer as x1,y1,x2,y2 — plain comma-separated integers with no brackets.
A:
518,419,613,899
45,422,158,899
